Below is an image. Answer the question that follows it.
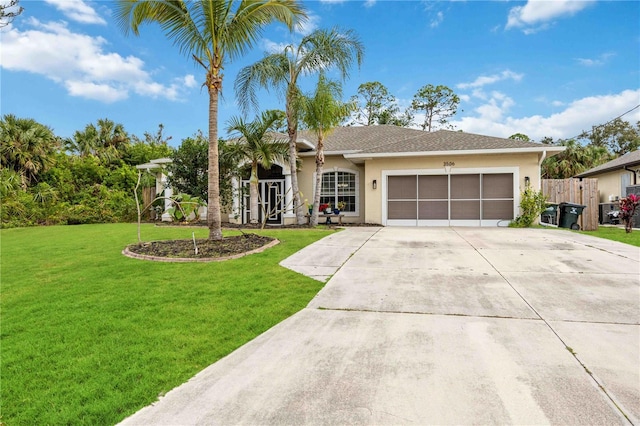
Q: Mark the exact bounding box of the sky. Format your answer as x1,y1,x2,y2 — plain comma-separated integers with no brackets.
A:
1,0,639,147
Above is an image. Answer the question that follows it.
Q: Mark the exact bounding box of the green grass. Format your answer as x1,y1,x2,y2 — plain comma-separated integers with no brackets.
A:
1,224,333,425
580,225,640,247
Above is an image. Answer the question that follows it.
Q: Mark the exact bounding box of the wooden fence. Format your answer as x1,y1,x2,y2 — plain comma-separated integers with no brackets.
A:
541,178,598,231
142,187,157,220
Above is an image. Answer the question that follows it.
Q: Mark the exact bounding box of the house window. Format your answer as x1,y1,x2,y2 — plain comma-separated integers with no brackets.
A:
320,171,357,212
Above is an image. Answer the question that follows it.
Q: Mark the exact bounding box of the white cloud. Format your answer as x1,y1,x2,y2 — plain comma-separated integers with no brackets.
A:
364,0,376,8
506,0,594,33
43,0,106,25
260,38,289,54
451,89,640,141
65,81,128,102
430,11,444,28
457,70,523,90
0,19,193,103
576,52,616,67
183,75,197,88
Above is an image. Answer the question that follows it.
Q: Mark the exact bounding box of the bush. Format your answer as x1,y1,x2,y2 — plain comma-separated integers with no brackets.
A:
511,187,547,228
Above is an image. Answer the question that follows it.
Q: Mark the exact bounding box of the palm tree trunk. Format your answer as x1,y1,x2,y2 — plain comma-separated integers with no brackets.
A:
207,75,223,240
250,163,259,224
286,99,305,225
310,136,325,227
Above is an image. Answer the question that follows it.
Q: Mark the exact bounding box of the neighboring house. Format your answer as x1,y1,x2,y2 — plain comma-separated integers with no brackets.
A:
575,150,640,203
140,126,564,227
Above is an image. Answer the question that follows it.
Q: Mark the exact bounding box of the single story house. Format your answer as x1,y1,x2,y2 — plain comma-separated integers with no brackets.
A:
575,150,640,203
140,126,565,227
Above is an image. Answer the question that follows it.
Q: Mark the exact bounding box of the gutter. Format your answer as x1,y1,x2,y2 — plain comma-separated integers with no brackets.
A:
344,146,565,159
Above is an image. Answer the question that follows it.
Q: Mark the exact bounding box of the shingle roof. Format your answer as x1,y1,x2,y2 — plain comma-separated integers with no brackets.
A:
297,126,551,155
575,150,640,177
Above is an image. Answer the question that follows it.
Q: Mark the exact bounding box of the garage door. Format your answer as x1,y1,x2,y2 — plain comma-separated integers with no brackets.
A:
386,173,514,226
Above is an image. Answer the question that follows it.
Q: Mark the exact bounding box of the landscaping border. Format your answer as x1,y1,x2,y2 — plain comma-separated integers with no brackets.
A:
122,239,280,263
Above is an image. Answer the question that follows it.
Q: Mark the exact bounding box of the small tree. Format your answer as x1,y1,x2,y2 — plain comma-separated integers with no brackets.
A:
225,110,289,224
350,81,396,126
619,194,639,233
167,133,209,201
299,74,355,227
410,84,460,132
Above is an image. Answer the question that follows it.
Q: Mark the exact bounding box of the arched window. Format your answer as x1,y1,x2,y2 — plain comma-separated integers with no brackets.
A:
320,170,358,213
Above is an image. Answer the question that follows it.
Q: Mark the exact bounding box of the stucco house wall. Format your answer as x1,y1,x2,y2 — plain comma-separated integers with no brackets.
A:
594,170,631,203
296,155,365,224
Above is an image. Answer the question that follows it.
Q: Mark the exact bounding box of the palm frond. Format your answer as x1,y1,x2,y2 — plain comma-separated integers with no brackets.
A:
235,53,290,114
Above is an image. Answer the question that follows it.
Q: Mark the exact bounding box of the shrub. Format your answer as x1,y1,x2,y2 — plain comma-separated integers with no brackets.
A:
511,187,547,228
619,194,639,233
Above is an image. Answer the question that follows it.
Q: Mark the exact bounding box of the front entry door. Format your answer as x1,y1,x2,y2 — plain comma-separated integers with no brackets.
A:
242,179,284,225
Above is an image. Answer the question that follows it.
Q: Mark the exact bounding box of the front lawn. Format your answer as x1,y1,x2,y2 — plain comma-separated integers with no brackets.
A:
580,225,640,247
1,224,333,425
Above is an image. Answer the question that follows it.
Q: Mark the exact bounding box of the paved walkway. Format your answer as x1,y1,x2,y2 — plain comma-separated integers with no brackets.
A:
120,227,639,425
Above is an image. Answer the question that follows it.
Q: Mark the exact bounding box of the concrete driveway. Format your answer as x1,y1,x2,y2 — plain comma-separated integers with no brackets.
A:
121,227,639,425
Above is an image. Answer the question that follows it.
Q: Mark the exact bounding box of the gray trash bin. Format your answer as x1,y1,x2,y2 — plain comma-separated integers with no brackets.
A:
558,202,586,230
541,203,559,225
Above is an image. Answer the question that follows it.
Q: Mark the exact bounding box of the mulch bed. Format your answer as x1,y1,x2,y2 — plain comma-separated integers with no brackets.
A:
125,233,276,261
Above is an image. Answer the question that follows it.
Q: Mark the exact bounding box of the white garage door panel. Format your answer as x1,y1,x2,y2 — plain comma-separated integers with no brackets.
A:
385,172,515,227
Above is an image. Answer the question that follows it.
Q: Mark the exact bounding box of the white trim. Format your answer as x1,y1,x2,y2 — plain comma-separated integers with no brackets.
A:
382,167,519,227
299,150,361,157
346,146,564,159
296,138,315,151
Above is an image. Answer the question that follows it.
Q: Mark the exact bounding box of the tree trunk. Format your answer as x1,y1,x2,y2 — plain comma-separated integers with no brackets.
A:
309,136,325,227
249,162,259,224
287,93,305,225
207,74,223,240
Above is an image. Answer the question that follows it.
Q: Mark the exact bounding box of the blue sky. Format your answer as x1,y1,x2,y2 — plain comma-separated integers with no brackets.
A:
1,0,639,147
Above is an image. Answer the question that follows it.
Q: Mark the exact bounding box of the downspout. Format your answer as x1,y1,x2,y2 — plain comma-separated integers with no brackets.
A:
538,150,547,188
538,150,547,166
624,166,638,185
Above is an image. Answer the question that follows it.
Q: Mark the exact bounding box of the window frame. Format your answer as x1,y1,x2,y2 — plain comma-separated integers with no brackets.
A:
314,168,360,216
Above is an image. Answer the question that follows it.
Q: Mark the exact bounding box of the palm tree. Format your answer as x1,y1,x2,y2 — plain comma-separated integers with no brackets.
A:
115,0,306,240
67,119,130,163
225,110,289,223
235,27,364,225
299,74,354,226
541,139,611,179
0,114,58,189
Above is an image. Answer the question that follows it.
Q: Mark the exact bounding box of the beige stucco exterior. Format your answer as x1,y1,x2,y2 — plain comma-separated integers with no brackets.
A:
146,128,558,227
590,169,634,203
294,151,542,225
295,155,365,224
